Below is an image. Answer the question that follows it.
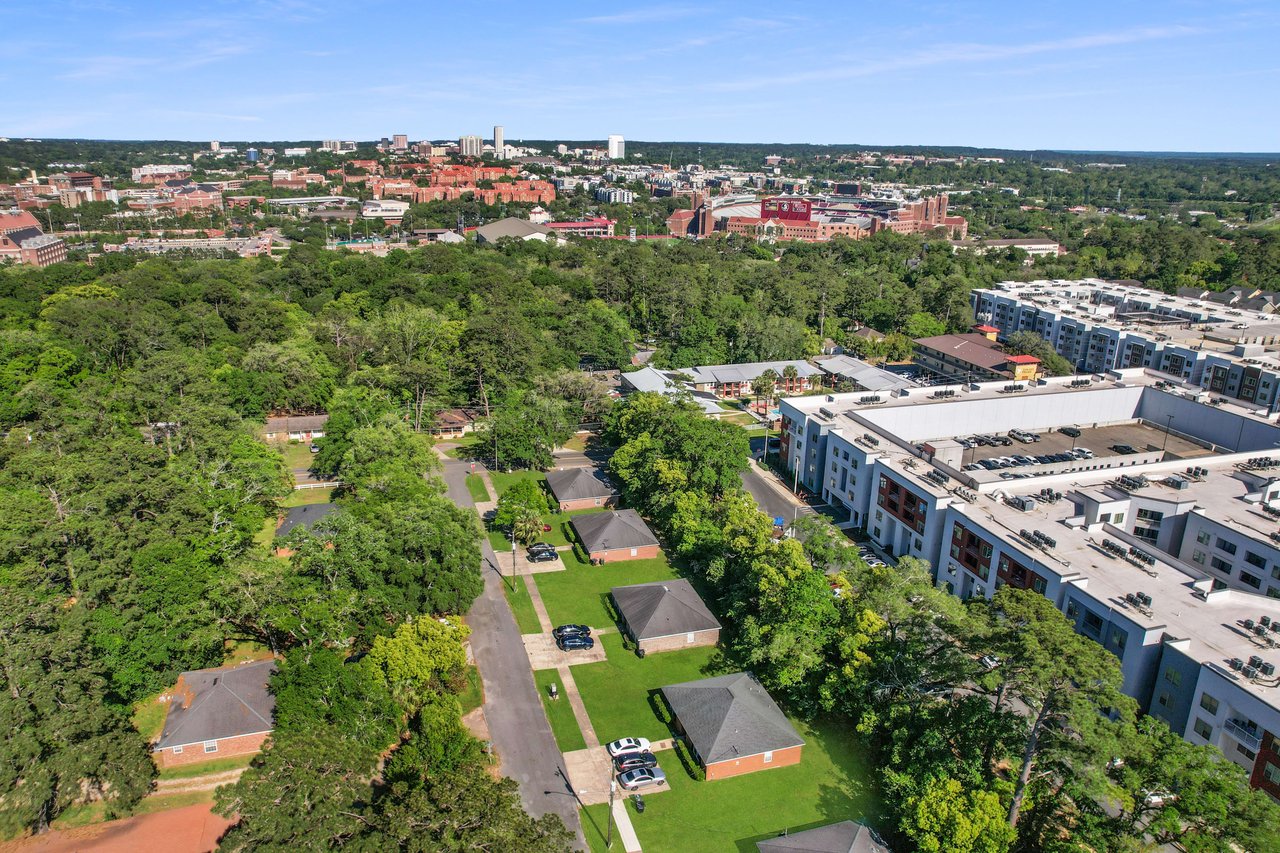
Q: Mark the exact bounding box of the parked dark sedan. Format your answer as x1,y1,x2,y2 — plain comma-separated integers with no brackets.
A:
556,634,595,652
552,624,591,640
528,548,559,563
613,751,658,773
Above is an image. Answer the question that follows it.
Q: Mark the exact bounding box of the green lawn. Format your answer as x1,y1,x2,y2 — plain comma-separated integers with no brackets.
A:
571,633,723,745
131,693,169,742
719,413,757,426
281,486,334,508
489,469,546,497
561,432,589,452
535,551,678,631
582,717,878,853
502,576,545,635
158,753,256,780
464,473,490,503
533,669,588,753
488,506,609,551
279,441,317,471
457,664,484,715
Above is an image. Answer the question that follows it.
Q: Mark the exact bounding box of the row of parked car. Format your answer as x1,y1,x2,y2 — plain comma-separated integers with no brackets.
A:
606,737,667,790
553,623,594,652
964,447,1095,472
857,544,888,568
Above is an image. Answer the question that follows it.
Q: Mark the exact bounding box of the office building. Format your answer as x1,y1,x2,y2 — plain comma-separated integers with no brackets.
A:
779,369,1280,799
459,135,483,157
392,134,408,151
493,125,504,159
607,134,625,160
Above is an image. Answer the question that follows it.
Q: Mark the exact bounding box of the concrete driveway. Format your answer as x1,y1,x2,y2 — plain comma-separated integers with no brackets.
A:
523,633,609,668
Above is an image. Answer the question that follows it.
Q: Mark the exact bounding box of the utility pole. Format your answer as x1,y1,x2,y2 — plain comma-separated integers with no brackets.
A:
606,780,617,849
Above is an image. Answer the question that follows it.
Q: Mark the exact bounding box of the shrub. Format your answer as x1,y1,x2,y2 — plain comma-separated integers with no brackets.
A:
672,737,704,781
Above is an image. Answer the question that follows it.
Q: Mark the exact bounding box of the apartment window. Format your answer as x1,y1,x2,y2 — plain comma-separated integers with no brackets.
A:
950,544,961,558
1192,550,1206,565
1193,718,1213,740
1099,513,1112,524
1199,693,1219,715
1238,743,1257,761
1082,610,1104,636
1156,691,1171,708
203,741,218,754
1136,508,1164,523
1216,537,1238,555
1210,557,1233,574
1164,667,1182,687
1113,513,1125,525
1109,627,1128,653
831,462,838,473
1032,576,1047,594
1265,762,1280,785
1066,600,1079,619
1269,587,1280,599
1245,551,1267,570
1196,529,1212,545
1134,526,1159,543
1241,572,1262,590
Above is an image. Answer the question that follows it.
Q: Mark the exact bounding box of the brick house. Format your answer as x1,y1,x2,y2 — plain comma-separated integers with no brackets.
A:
152,659,276,769
262,414,328,443
431,408,475,439
544,466,619,512
662,672,804,780
611,579,720,655
570,509,660,562
274,502,338,558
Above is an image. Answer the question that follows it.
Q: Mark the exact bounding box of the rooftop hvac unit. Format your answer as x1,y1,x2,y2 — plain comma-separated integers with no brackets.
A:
1263,662,1277,677
819,408,836,420
1166,475,1190,490
1230,657,1244,671
1250,655,1264,668
1244,665,1259,679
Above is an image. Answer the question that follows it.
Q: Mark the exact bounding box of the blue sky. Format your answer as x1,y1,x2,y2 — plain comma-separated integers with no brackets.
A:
3,0,1277,151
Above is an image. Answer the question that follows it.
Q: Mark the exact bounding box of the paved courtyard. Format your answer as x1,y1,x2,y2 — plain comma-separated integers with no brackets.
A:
523,633,610,668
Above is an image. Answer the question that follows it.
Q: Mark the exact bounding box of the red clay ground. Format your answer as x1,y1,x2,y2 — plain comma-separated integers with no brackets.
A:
0,804,235,853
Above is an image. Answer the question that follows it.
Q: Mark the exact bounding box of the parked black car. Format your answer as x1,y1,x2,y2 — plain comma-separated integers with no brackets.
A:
1112,444,1138,455
528,548,559,563
553,624,591,640
1059,426,1082,438
556,634,595,652
613,751,658,773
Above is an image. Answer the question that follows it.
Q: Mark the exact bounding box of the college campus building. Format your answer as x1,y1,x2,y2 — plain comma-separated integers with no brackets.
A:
780,370,1280,798
973,278,1280,412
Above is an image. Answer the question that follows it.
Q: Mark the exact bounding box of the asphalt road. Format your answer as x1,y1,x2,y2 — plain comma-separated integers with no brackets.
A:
438,455,585,847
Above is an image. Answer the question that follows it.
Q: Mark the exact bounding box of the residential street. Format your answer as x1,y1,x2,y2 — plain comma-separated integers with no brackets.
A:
740,459,816,524
436,452,585,847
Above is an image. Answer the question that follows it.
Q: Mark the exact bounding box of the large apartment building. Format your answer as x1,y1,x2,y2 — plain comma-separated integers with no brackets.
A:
973,279,1280,411
780,371,1280,798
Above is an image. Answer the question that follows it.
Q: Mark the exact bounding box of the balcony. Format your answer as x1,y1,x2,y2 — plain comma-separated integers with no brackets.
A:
1225,719,1261,749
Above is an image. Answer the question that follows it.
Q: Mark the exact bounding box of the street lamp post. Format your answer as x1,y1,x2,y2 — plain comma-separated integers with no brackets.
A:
606,780,617,849
510,526,517,590
1162,414,1175,454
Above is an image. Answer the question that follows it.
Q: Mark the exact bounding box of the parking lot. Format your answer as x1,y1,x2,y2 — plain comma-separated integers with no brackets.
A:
959,421,1212,469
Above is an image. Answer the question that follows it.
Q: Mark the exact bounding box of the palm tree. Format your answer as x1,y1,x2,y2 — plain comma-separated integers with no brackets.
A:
512,507,544,545
781,364,800,395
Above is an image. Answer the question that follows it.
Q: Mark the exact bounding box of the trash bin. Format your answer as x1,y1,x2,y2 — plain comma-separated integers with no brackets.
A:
548,683,559,700
631,794,645,813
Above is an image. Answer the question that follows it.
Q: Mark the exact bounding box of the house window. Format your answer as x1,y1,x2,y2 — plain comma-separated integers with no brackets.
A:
1193,718,1213,740
1199,693,1220,715
172,745,183,754
763,751,773,764
1216,537,1237,555
629,548,638,557
204,741,218,754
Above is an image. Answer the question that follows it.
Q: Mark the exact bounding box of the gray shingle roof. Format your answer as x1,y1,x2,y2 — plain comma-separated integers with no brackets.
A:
688,360,821,385
276,502,338,537
545,467,618,503
155,659,276,750
474,217,552,243
662,672,804,764
611,579,721,640
570,509,658,553
756,821,889,853
815,356,913,392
